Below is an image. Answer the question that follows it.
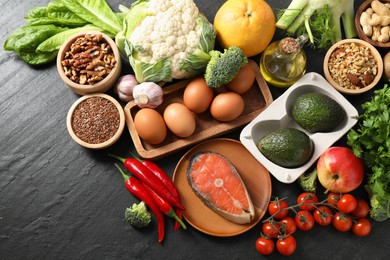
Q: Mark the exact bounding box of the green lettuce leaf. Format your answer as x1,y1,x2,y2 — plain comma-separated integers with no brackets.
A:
4,25,67,52
18,51,58,65
25,1,88,27
36,25,104,53
61,0,122,35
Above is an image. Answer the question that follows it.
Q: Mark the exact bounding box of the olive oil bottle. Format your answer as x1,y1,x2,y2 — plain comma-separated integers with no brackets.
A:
259,34,308,88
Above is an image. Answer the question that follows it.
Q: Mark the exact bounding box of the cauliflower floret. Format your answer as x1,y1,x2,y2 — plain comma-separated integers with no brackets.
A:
129,0,202,78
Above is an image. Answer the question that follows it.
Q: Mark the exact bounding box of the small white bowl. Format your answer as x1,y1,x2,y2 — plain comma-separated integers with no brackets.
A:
67,93,125,149
240,73,358,183
57,31,122,95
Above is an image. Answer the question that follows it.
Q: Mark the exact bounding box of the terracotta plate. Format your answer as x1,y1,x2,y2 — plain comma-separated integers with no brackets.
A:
173,138,272,237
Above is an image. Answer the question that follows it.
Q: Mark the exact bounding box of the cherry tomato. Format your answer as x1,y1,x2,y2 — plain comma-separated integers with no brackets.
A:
350,199,370,218
333,212,353,232
262,221,280,239
352,218,371,237
313,206,333,226
297,192,318,211
276,235,297,256
268,199,289,219
255,237,275,255
327,192,341,207
295,210,315,231
279,216,297,235
337,194,357,213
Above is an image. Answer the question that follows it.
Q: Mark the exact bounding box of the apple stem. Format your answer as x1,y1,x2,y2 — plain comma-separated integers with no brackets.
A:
324,178,337,194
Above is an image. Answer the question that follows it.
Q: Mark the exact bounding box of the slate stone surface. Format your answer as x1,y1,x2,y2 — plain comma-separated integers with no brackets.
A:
0,0,388,259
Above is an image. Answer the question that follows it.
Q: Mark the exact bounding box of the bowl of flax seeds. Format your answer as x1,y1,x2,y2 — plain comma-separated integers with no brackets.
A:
66,93,125,149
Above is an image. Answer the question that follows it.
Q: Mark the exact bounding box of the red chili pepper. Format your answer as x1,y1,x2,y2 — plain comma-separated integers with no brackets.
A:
143,184,187,230
109,154,185,211
131,155,185,231
114,163,165,243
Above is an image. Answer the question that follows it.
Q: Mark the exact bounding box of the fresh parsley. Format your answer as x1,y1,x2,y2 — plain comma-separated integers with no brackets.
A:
347,84,390,222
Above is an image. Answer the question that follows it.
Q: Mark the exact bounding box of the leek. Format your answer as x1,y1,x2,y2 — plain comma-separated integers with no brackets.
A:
276,0,356,49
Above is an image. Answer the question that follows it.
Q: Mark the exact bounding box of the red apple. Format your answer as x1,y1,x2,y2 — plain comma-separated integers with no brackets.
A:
317,146,364,193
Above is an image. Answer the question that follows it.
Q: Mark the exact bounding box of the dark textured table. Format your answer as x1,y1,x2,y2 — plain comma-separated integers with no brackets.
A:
1,0,388,259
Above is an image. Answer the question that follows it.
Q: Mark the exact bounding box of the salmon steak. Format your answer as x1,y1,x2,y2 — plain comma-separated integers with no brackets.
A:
186,151,255,224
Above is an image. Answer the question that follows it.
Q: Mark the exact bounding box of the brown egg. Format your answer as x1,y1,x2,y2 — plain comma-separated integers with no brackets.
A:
226,63,255,94
164,103,196,138
210,92,244,122
183,77,214,113
134,108,167,144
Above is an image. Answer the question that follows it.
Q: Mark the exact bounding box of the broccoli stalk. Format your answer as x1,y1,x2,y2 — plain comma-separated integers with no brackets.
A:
298,168,318,193
276,0,356,49
125,201,152,228
204,46,248,88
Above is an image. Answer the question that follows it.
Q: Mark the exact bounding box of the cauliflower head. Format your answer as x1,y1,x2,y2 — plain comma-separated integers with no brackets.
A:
116,0,216,82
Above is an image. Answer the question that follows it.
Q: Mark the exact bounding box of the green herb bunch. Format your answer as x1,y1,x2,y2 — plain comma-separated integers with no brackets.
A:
347,84,390,222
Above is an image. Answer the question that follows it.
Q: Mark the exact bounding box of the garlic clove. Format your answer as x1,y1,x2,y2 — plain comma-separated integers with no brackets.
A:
114,74,138,102
133,82,164,108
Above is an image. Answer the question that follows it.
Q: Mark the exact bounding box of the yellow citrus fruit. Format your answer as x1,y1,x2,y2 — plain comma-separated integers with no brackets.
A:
213,0,276,57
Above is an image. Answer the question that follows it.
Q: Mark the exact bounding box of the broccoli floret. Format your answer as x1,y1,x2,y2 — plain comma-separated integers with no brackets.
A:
298,168,317,193
369,194,390,222
204,46,248,88
125,201,152,228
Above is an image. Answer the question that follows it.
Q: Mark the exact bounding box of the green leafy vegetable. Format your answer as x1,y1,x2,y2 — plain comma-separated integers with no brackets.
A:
4,0,126,65
25,1,88,27
17,51,59,65
347,84,390,222
4,25,68,53
61,0,122,36
276,0,356,49
36,25,103,53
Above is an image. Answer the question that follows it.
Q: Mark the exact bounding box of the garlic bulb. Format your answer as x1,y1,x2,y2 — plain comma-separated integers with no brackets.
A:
114,74,138,102
133,82,164,108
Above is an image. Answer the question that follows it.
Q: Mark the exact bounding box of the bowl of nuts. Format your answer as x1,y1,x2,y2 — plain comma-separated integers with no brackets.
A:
57,31,122,95
66,93,125,149
323,38,383,95
355,0,390,48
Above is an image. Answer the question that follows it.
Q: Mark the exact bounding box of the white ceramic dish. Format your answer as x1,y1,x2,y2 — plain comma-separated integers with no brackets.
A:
240,72,359,184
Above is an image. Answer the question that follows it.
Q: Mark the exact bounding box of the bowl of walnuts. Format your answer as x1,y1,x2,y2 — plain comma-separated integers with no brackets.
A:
57,31,122,95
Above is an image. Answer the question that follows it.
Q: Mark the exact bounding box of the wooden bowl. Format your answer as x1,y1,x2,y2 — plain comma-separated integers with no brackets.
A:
67,93,125,149
323,39,383,95
57,31,122,95
355,0,390,48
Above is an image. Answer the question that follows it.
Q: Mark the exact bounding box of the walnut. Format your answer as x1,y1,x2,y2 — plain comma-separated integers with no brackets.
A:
61,33,116,85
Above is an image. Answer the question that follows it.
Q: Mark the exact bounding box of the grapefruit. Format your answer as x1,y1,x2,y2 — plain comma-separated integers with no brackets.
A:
213,0,276,57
